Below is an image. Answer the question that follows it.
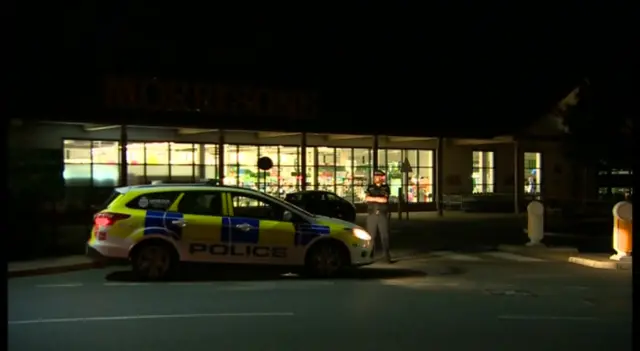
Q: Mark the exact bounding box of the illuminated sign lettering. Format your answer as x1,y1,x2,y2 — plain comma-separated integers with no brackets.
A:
189,243,287,258
104,76,318,120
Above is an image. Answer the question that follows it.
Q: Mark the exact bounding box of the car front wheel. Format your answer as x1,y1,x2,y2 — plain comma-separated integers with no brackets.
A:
305,242,346,278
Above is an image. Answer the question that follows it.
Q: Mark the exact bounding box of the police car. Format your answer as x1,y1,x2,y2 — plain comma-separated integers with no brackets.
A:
86,180,374,280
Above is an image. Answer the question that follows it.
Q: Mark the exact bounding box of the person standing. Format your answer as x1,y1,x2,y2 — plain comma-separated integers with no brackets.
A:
365,170,393,263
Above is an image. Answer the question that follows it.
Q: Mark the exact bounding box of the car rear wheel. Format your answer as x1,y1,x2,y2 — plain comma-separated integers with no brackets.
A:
305,242,346,278
132,243,176,281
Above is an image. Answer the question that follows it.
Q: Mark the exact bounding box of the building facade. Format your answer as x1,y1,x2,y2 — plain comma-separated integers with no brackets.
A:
8,76,618,215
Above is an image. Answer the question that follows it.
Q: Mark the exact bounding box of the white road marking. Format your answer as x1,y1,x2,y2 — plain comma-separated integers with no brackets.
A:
432,251,483,261
498,315,600,321
8,312,295,325
35,283,83,288
103,282,150,287
514,274,570,278
168,282,214,286
218,285,277,291
564,286,590,291
483,252,545,262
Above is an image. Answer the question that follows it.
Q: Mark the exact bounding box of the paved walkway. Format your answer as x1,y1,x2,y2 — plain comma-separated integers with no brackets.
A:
8,255,100,278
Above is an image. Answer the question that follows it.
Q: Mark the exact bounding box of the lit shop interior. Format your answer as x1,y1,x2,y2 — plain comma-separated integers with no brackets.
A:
63,140,435,203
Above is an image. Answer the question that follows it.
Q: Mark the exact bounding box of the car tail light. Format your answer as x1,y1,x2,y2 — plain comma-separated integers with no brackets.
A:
94,212,130,226
93,212,130,240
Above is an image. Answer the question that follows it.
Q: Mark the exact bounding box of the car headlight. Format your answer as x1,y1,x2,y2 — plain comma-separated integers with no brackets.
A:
353,228,371,241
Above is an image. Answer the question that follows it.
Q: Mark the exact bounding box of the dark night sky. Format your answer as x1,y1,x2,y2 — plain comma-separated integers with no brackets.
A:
12,2,635,134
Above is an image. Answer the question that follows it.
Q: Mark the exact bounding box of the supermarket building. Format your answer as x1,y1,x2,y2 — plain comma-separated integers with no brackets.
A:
9,76,597,213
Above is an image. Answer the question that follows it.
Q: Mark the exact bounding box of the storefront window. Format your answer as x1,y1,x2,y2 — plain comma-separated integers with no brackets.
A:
376,149,434,203
144,142,170,183
203,144,218,180
335,148,353,201
384,149,403,200
145,142,169,164
63,140,120,187
259,146,279,195
376,149,387,168
317,147,336,193
91,140,120,164
279,147,301,195
91,141,120,187
472,151,495,193
305,147,315,190
63,140,92,185
223,144,239,186
524,152,542,195
64,140,91,164
416,150,434,203
237,145,258,190
169,143,196,182
352,148,371,203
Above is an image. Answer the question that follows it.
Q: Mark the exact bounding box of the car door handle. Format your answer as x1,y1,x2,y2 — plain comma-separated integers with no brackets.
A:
235,223,255,232
172,219,188,227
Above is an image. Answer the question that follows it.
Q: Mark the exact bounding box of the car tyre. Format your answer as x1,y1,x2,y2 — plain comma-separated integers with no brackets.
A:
132,242,177,281
305,241,346,278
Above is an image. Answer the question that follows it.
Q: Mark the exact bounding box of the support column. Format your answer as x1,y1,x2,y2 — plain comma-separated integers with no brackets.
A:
436,137,444,217
514,140,520,214
372,134,379,173
218,130,225,183
301,132,307,191
197,144,205,180
119,125,128,186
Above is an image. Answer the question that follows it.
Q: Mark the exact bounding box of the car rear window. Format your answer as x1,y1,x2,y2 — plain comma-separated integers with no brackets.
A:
126,192,181,211
101,191,123,209
286,193,303,202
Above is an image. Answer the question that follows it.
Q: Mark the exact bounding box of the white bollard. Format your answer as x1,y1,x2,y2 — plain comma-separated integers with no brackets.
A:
611,201,632,261
526,201,545,246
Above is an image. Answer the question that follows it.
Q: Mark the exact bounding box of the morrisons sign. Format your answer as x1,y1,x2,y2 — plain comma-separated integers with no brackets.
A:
104,76,319,120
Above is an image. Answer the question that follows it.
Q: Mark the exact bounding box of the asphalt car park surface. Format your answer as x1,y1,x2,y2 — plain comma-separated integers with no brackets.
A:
9,254,631,351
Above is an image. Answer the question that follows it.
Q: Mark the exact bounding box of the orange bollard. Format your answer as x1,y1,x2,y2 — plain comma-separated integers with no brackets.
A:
611,201,632,261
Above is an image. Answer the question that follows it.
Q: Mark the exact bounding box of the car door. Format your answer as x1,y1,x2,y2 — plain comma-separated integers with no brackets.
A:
305,192,325,215
224,191,302,265
174,190,226,263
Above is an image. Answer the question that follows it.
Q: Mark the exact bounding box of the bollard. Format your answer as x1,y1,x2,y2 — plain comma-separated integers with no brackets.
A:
526,200,544,246
610,201,632,261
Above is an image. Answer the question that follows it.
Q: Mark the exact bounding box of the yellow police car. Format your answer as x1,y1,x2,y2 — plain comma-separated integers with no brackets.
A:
86,181,374,280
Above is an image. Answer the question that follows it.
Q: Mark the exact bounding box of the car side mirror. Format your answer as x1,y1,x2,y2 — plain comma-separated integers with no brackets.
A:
283,210,293,222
